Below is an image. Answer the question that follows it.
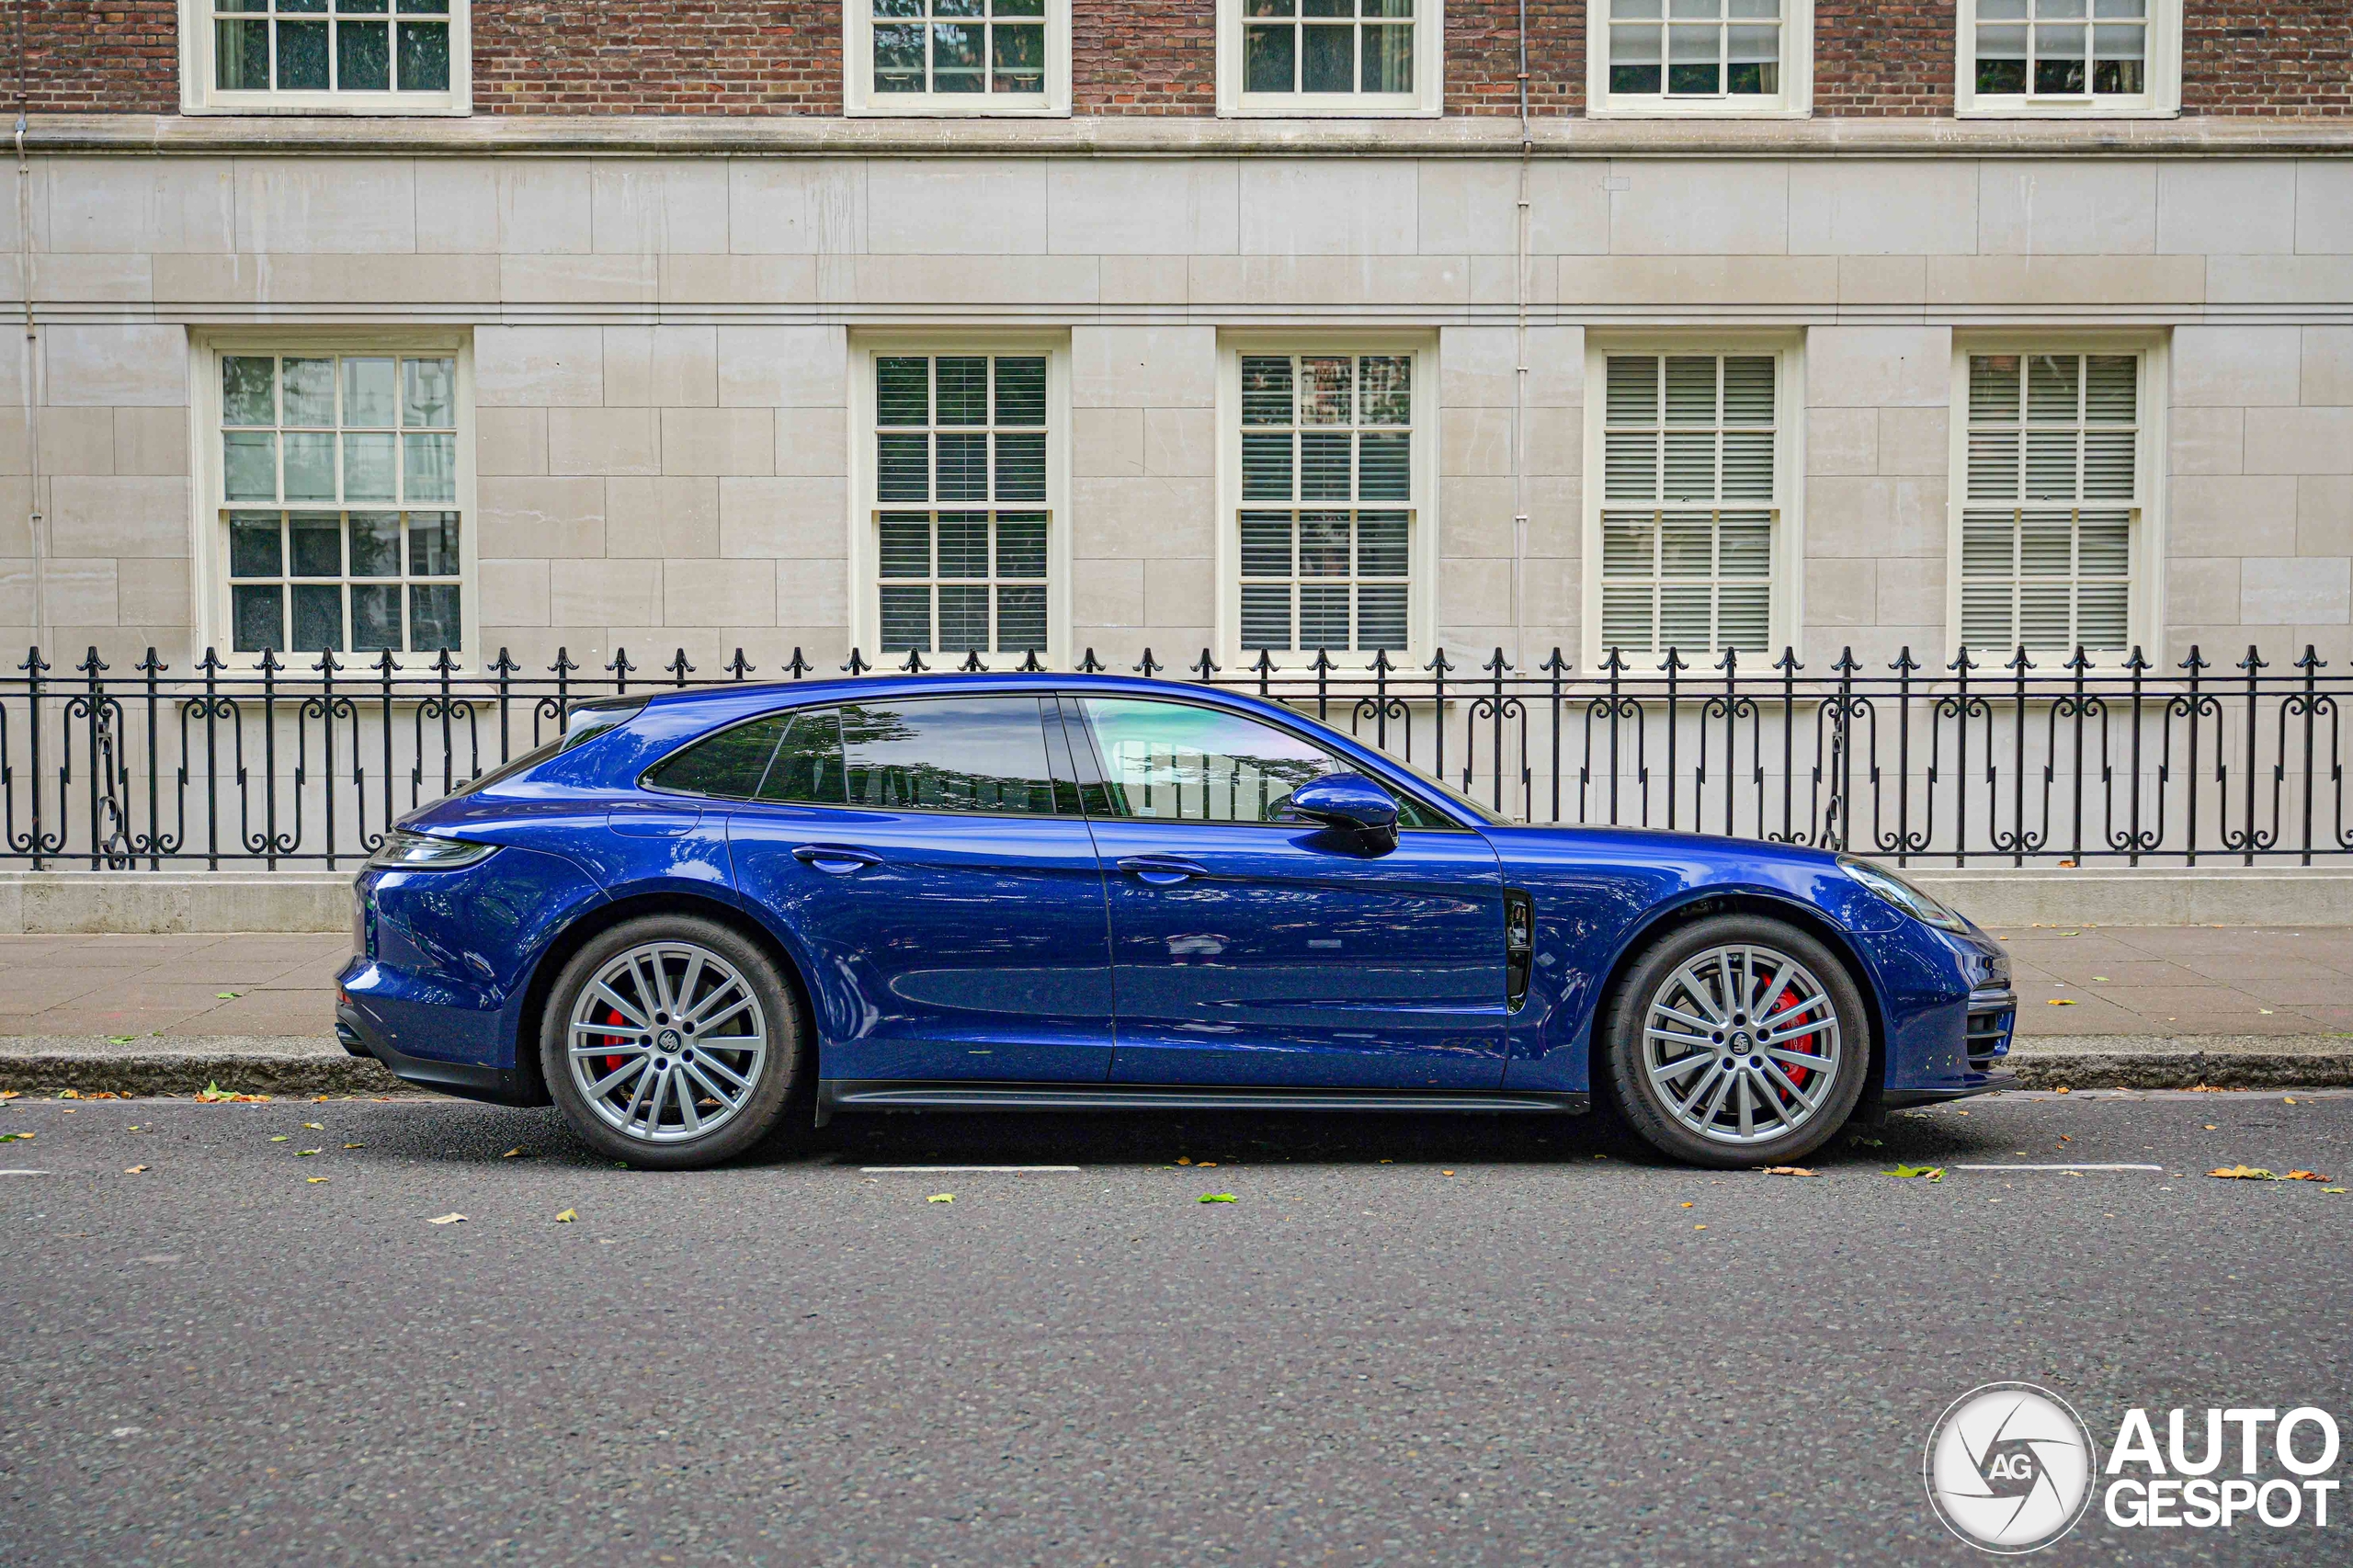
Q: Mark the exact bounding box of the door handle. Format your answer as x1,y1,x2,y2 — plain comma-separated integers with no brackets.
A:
792,844,882,876
1117,854,1210,886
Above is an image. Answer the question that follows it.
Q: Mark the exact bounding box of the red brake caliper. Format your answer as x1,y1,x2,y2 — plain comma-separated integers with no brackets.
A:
599,1005,630,1077
1771,985,1810,1092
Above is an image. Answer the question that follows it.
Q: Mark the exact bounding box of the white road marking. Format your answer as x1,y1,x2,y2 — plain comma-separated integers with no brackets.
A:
1948,1163,2164,1172
0,1169,52,1176
859,1165,1082,1174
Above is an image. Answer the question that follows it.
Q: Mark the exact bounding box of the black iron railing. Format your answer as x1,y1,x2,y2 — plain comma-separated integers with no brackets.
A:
5,642,2349,870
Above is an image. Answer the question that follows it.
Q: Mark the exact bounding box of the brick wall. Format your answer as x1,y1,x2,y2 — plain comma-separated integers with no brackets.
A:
2183,1,2353,115
473,3,839,115
10,1,177,115
1813,1,1955,117
1447,0,1585,116
1073,0,1215,114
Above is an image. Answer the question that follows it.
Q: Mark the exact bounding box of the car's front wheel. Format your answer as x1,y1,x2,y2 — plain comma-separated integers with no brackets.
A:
540,915,803,1169
1603,914,1868,1169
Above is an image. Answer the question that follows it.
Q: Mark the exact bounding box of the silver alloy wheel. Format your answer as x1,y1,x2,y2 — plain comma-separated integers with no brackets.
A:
1642,942,1842,1146
566,940,768,1145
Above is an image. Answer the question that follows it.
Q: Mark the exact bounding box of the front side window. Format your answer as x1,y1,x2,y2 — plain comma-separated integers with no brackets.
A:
1234,352,1417,659
869,352,1056,660
1958,0,2177,115
186,0,467,112
1592,0,1811,115
1593,352,1781,659
1957,351,2143,657
218,350,467,658
1074,698,1448,827
1220,0,1439,115
846,0,1069,114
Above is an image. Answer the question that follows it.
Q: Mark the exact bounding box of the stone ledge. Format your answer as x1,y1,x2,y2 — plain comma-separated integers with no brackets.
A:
2006,1035,2353,1091
28,111,2353,160
0,873,355,935
1909,869,2353,929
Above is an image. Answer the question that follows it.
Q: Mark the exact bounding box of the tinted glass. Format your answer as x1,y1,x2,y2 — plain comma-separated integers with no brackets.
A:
758,709,849,804
832,698,1058,816
1075,697,1444,828
448,700,645,798
645,712,790,800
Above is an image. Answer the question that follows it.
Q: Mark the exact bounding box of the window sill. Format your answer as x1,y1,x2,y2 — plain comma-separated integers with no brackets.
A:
1585,103,1813,120
1955,102,2180,119
1221,100,1443,119
845,101,1072,119
182,97,472,118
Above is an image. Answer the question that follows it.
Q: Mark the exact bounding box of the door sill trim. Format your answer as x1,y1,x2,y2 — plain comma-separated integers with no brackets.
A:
817,1079,1588,1124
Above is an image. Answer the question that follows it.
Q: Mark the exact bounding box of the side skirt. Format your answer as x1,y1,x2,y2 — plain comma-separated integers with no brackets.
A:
816,1079,1590,1127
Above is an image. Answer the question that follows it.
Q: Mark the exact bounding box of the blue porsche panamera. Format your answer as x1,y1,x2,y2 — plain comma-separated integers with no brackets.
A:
335,674,2017,1170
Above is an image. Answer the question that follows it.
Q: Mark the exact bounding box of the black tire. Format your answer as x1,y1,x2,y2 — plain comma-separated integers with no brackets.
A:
540,914,806,1170
1602,913,1870,1169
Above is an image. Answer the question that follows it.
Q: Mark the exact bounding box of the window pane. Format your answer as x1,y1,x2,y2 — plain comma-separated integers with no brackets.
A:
1610,25,1664,93
879,517,932,578
878,433,930,502
938,585,990,651
1299,431,1351,499
935,432,989,501
1299,513,1349,576
995,585,1047,652
996,514,1048,578
343,431,398,502
409,583,461,651
404,432,457,503
344,358,397,426
1241,584,1293,651
281,358,335,426
1361,23,1413,92
1240,512,1292,577
395,19,449,91
880,584,932,652
994,357,1047,426
352,583,403,652
840,699,1058,815
290,513,343,576
337,18,391,90
1302,23,1353,90
1300,583,1351,650
1242,432,1294,500
647,712,791,800
1245,24,1297,92
758,710,850,805
292,583,344,653
878,358,929,426
874,22,926,91
1357,583,1408,650
223,357,277,426
1358,510,1409,575
224,430,278,502
1359,356,1411,424
230,515,282,578
233,585,284,653
1241,357,1294,425
283,432,337,502
1301,356,1352,424
277,19,331,89
993,22,1045,92
349,514,403,577
937,514,990,577
936,357,989,425
1079,698,1344,824
994,430,1046,502
217,18,270,90
1358,433,1410,499
409,511,460,575
402,358,455,427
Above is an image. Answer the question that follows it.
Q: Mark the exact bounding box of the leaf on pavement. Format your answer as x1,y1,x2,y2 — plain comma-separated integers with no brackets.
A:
2282,1170,2331,1182
502,1148,526,1159
554,1209,577,1222
926,1194,953,1203
1763,1166,1821,1177
307,1176,329,1184
215,993,240,1000
302,1122,323,1131
2046,998,2077,1006
2325,1188,2348,1195
295,1149,320,1157
269,1135,290,1142
2207,1165,2279,1180
194,1082,268,1104
0,1132,31,1143
343,1143,365,1150
1888,1165,1945,1181
123,1165,147,1175
426,1212,466,1224
0,1091,17,1100
1199,1193,1237,1203
1175,1157,1193,1165
108,1036,138,1045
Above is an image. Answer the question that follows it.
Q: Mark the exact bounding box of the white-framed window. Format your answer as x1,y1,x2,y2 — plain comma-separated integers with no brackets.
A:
843,0,1072,116
1584,341,1802,665
179,1,470,115
1956,0,2179,117
1587,0,1813,118
1218,338,1436,665
1216,0,1443,117
193,337,477,665
1949,342,2165,659
850,341,1070,664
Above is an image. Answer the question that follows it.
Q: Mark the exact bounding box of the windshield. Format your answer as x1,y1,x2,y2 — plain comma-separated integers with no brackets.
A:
447,699,645,797
1397,764,1513,826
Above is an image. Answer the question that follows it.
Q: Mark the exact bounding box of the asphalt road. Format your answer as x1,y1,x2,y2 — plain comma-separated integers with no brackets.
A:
4,1089,2350,1567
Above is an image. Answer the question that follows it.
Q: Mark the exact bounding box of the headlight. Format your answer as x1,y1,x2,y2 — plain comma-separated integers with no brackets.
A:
1838,855,1970,933
369,829,498,870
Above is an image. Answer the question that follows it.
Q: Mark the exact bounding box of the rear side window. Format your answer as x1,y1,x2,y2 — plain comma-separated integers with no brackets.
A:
644,712,792,800
777,698,1060,816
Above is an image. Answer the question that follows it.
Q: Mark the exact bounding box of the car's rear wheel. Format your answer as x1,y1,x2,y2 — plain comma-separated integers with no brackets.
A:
1603,914,1868,1169
540,915,803,1169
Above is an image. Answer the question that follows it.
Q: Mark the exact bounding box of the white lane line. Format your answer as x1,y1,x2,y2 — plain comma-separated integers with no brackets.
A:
1948,1163,2164,1172
859,1165,1083,1174
0,1169,52,1176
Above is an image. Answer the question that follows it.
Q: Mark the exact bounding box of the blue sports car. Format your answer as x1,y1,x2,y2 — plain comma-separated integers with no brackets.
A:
335,674,2017,1170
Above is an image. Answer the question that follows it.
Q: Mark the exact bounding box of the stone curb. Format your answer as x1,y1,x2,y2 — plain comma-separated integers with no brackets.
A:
6,1034,2353,1100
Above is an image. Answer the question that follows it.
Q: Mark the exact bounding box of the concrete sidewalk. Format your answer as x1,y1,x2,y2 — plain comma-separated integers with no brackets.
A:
1,926,2348,1096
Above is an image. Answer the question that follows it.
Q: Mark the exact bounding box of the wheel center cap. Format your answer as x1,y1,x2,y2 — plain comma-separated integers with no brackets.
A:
655,1028,683,1051
1730,1032,1753,1054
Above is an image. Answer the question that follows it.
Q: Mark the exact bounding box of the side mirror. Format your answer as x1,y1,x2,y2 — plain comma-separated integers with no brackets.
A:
1288,774,1400,835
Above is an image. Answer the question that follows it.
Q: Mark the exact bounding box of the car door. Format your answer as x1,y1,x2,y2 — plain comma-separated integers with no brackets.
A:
724,695,1115,1084
1061,694,1508,1090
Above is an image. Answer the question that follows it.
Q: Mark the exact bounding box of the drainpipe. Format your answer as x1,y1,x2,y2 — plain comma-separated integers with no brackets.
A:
1511,0,1531,667
16,107,40,653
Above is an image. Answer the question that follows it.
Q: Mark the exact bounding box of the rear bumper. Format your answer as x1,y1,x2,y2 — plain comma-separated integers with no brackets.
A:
336,1002,539,1108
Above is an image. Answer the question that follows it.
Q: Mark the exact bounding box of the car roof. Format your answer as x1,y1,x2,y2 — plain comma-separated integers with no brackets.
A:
631,670,1283,713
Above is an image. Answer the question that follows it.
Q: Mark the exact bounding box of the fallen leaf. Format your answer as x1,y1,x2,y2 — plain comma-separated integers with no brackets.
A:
269,1136,290,1142
2091,976,2110,983
2047,998,2077,1006
2055,1085,2071,1094
1680,1202,1695,1209
426,1212,466,1224
2282,1171,2331,1182
123,1165,147,1175
2259,1009,2276,1016
927,1194,954,1204
294,1149,320,1157
1889,1165,1946,1181
302,1122,323,1131
1199,1193,1237,1203
0,1132,31,1143
0,1091,17,1100
2285,1096,2298,1105
108,1036,138,1045
1694,1224,1707,1231
343,1142,365,1150
215,992,240,1000
1763,1166,1821,1177
2059,1135,2072,1142
1441,1170,1455,1176
2206,1124,2219,1131
2326,1188,2348,1195
1175,1157,1193,1165
2208,1166,2279,1181
194,1082,268,1104
503,1148,526,1159
307,1176,329,1184
55,1090,79,1100
554,1209,577,1223
1197,1162,1218,1168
